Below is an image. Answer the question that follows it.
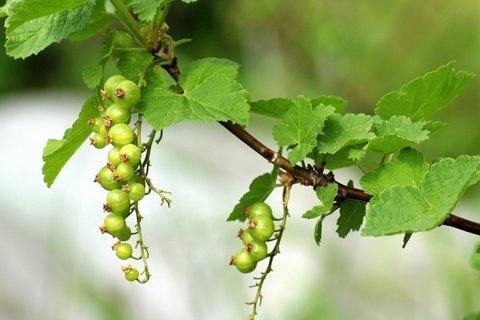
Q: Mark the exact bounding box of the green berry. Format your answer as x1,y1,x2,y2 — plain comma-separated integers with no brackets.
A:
119,143,141,166
89,133,107,149
106,189,131,215
114,80,141,108
103,213,126,236
230,248,256,274
124,267,140,282
117,226,132,241
237,228,254,245
115,242,133,260
115,162,135,182
108,123,135,147
246,202,273,219
108,147,122,167
103,75,126,100
128,182,146,201
103,103,131,125
88,117,104,133
246,241,268,262
96,166,122,190
248,216,275,242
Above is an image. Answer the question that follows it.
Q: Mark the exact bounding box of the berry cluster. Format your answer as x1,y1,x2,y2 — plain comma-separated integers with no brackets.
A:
88,75,145,282
230,202,276,273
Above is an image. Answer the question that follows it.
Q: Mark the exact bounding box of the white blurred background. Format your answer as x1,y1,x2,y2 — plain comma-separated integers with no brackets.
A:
0,92,479,320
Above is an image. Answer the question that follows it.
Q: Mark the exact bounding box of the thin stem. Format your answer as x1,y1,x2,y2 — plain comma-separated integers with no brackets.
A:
110,0,146,48
133,202,151,283
248,177,292,319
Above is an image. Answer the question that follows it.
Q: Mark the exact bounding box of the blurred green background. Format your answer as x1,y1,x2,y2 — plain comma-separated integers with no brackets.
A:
0,0,479,319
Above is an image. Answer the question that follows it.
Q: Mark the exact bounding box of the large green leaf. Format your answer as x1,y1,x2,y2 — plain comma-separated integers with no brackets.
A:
139,58,250,129
5,0,95,58
273,96,335,164
42,96,99,187
362,155,480,236
375,62,475,121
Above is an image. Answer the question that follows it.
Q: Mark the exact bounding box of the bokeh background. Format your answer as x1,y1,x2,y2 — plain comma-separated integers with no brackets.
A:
0,1,479,319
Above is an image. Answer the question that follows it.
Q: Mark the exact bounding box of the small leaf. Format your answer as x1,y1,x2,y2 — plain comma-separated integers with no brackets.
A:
117,50,153,81
249,98,293,118
139,58,250,130
82,64,103,89
367,116,430,154
301,184,338,219
470,242,480,271
273,96,335,164
360,148,428,197
42,95,100,187
131,0,165,22
336,198,366,238
375,62,475,121
6,0,96,58
227,172,277,222
362,155,480,236
317,113,375,155
402,233,413,248
310,95,347,113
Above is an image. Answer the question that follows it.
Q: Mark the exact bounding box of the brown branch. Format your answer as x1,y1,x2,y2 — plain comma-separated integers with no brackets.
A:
220,121,480,237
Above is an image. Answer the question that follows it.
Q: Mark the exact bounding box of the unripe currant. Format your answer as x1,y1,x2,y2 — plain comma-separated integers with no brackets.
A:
116,226,132,241
96,166,122,190
103,75,126,100
247,216,275,242
246,202,273,219
123,265,140,282
89,133,107,149
88,117,105,133
127,182,146,201
108,147,123,167
106,189,131,215
107,123,135,147
230,248,257,273
103,213,127,236
113,80,141,108
103,103,131,125
114,242,133,260
119,143,141,166
114,162,135,182
246,240,268,262
237,228,254,245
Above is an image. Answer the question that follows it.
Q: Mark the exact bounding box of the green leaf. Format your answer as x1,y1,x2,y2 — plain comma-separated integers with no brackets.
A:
249,95,345,119
362,155,480,236
6,0,95,58
131,0,164,22
249,98,293,118
317,113,375,154
42,96,99,187
336,198,366,238
117,50,153,81
314,218,324,245
367,116,429,154
302,184,338,219
470,242,480,271
360,148,428,196
69,0,113,42
323,144,368,170
375,62,475,121
227,172,277,222
273,96,335,164
402,233,413,248
139,58,250,130
82,64,103,89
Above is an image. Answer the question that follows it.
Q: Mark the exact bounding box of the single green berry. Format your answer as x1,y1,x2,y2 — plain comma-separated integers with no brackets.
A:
107,123,135,147
87,117,104,133
248,216,275,242
246,202,273,219
117,226,132,241
103,103,131,124
106,189,131,215
115,242,133,260
103,213,126,236
119,143,141,166
103,75,126,100
108,147,122,167
89,133,107,149
128,182,146,201
230,248,256,274
114,162,135,182
96,166,122,190
237,228,254,245
113,80,141,108
246,241,268,262
124,266,140,282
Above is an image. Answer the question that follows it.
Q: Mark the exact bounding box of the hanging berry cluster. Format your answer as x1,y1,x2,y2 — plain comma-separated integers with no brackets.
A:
88,74,151,283
230,202,276,273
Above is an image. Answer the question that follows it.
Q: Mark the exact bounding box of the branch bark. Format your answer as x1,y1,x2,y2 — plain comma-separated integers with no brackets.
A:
220,121,480,237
